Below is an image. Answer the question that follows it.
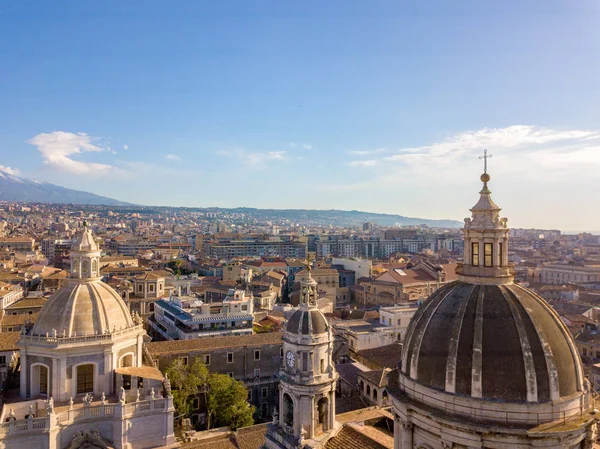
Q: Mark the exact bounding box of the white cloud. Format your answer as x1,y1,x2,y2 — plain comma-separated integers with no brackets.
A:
166,154,181,161
348,160,378,167
27,131,120,176
267,151,286,160
290,142,313,150
216,148,289,165
123,144,129,150
371,125,600,180
0,165,20,175
349,148,387,155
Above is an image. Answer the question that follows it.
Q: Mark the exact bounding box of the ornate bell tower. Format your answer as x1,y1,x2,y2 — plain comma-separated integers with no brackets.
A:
265,265,338,449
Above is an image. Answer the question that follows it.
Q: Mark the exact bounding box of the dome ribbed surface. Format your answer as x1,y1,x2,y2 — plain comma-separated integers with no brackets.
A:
402,281,582,403
286,308,328,335
32,280,134,337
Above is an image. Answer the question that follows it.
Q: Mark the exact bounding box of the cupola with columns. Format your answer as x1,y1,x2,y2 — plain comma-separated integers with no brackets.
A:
458,150,514,284
69,222,102,279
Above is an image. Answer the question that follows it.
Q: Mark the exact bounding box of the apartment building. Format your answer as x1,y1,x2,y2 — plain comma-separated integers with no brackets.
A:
148,288,254,340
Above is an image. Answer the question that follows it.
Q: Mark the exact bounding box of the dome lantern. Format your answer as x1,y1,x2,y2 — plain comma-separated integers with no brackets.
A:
458,150,513,285
70,224,101,279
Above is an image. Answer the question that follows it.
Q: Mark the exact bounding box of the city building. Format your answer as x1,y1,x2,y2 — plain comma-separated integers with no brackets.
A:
149,288,254,340
534,263,600,285
330,257,372,280
390,167,595,448
147,332,283,426
359,260,457,306
0,236,35,252
203,238,307,259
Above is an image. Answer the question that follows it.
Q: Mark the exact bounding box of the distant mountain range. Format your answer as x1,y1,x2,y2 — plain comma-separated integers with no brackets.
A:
203,207,463,228
0,169,462,227
0,170,131,206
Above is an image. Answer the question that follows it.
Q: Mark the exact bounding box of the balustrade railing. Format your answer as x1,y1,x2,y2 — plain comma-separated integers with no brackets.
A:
19,324,144,345
1,396,170,436
0,417,50,435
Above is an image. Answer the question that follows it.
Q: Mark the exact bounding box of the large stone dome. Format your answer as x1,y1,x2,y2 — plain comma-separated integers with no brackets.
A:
32,279,134,337
402,280,583,403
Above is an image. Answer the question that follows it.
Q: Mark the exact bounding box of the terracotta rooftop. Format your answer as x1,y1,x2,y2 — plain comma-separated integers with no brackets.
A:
146,332,283,356
356,344,402,370
325,425,391,449
5,297,47,309
1,313,38,327
335,406,393,425
358,369,392,388
0,332,20,351
181,424,268,449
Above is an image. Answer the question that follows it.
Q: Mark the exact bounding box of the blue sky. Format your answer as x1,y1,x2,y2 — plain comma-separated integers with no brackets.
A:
1,1,599,231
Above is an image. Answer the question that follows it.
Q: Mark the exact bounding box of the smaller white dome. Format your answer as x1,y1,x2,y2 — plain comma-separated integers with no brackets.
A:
32,279,134,337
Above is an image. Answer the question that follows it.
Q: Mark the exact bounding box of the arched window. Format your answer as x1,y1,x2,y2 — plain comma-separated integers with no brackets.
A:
77,364,94,394
91,259,98,276
119,354,134,367
81,260,90,277
283,393,294,427
373,389,378,400
31,364,50,397
366,385,371,396
317,397,329,433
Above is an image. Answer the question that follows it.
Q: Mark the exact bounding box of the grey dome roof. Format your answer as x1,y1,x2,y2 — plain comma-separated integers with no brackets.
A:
402,281,583,403
32,279,134,337
286,308,329,335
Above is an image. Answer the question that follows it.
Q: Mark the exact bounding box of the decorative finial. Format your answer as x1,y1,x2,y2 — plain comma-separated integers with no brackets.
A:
479,149,492,184
306,253,312,274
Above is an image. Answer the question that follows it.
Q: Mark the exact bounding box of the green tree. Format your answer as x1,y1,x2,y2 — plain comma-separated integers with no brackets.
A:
206,373,255,430
167,259,184,275
165,358,209,419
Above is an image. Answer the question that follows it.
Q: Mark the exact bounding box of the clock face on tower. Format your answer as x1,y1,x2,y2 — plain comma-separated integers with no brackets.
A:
286,350,295,368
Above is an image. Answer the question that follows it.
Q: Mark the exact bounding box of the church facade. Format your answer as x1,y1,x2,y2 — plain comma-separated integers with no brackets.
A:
0,226,175,449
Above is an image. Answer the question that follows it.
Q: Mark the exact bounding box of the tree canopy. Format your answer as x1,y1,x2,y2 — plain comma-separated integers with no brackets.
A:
164,358,254,431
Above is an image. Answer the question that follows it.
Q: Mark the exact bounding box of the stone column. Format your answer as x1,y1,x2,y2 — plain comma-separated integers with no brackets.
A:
393,414,401,449
329,389,335,430
136,334,143,366
104,350,112,395
51,357,58,399
20,349,27,398
400,419,413,449
478,237,485,267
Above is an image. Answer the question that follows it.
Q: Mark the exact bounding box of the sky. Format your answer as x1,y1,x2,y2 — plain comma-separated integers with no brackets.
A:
0,1,599,232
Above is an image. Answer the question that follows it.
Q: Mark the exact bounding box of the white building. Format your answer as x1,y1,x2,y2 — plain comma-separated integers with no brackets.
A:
149,288,254,340
330,257,372,279
0,282,23,311
0,226,175,449
379,304,419,342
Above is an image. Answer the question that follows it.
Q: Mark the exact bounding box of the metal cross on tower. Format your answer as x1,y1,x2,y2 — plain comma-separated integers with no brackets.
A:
479,149,492,174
